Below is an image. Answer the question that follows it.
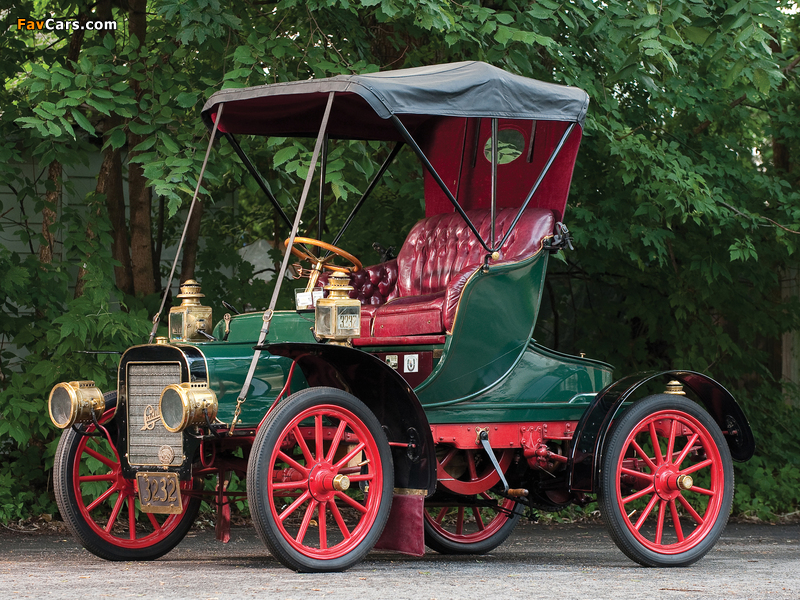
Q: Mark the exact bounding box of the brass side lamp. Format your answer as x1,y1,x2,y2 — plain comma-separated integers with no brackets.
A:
314,271,361,345
169,279,213,342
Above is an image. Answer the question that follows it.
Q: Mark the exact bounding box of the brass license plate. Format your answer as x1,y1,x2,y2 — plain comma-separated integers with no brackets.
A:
136,472,182,514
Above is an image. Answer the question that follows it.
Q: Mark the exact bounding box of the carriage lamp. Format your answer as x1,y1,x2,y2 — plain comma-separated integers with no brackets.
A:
664,380,686,395
159,382,218,432
168,280,213,342
48,381,104,429
314,271,361,344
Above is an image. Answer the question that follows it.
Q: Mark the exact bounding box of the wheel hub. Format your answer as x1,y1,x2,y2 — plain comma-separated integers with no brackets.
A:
653,464,693,500
308,463,350,501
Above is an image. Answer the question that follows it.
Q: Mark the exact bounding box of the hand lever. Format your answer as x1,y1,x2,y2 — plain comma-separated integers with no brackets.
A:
478,430,510,494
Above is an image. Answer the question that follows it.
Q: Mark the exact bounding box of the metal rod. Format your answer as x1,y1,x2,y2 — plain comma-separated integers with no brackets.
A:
526,120,537,163
497,122,576,251
148,103,223,343
329,141,404,249
232,92,336,429
490,117,498,250
390,115,491,254
224,132,292,230
454,118,469,204
317,133,328,254
471,117,482,168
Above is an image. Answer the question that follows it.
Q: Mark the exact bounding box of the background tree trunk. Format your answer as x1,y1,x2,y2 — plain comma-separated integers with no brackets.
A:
38,161,61,266
180,200,204,283
38,17,88,269
75,145,129,298
127,0,155,296
106,140,134,295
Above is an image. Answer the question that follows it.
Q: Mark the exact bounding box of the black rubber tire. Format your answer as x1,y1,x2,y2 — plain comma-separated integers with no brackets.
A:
54,392,200,561
247,387,394,572
599,394,734,567
423,496,523,554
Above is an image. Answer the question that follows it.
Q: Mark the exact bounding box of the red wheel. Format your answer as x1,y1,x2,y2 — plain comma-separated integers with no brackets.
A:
424,447,522,554
54,393,200,560
247,388,393,572
599,394,734,567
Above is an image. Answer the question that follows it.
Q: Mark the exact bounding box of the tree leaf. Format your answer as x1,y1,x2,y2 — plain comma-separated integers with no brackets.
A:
71,109,95,134
683,26,710,45
752,68,770,94
176,92,199,108
108,128,127,150
273,145,298,167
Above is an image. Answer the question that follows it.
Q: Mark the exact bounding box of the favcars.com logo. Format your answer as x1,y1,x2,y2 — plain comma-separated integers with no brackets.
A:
16,18,117,31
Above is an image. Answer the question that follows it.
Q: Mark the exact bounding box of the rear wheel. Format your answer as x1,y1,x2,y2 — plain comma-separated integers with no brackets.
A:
54,392,200,561
247,387,393,572
424,447,522,554
599,394,734,567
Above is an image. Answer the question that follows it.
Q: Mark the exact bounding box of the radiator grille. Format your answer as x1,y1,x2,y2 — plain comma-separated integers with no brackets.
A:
127,363,183,466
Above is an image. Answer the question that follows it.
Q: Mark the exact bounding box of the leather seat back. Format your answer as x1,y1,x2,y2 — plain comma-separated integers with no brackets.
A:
396,208,555,297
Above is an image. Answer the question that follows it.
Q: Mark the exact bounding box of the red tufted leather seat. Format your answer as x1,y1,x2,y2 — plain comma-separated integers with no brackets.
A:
346,207,556,343
318,208,555,343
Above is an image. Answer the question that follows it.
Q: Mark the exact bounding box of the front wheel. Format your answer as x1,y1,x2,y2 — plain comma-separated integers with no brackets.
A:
247,387,394,572
53,392,200,561
599,394,734,567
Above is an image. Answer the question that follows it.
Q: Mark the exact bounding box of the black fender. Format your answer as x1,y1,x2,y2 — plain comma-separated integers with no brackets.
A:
569,370,755,493
265,342,437,496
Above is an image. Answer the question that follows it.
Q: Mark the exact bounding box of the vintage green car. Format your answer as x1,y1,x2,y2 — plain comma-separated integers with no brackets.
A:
48,62,754,572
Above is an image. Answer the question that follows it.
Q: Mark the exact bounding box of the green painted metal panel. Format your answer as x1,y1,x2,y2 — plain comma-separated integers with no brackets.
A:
424,341,613,424
210,310,317,344
187,311,316,425
415,252,549,405
191,265,613,427
186,343,308,425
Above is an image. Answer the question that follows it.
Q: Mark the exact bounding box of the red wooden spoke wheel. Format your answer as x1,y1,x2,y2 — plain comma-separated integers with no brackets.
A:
424,447,522,554
248,388,393,572
599,394,734,567
54,393,200,561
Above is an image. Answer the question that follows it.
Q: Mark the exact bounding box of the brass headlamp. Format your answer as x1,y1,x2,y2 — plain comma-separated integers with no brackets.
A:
168,280,212,342
314,271,361,344
159,382,218,432
48,381,104,429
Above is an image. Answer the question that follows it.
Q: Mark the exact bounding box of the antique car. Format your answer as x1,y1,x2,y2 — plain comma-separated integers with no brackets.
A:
48,62,755,572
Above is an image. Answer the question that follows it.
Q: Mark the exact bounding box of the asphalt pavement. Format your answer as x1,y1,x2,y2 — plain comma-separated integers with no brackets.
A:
0,521,797,599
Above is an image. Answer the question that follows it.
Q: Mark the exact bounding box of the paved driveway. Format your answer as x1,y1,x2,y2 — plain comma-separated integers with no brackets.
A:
1,521,797,599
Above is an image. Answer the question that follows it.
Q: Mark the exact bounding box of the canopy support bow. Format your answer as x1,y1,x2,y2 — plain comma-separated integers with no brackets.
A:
230,91,336,433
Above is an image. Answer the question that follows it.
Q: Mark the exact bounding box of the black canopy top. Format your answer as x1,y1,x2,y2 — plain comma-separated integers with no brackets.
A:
201,61,590,139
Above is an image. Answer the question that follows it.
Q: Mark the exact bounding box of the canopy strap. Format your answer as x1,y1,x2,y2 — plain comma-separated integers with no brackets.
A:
148,103,223,344
230,91,336,433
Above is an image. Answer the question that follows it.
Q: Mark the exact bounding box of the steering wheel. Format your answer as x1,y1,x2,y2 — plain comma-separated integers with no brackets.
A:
284,236,362,274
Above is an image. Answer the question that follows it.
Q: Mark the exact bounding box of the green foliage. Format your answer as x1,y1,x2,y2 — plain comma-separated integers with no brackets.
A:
732,384,800,519
0,200,151,521
1,0,799,523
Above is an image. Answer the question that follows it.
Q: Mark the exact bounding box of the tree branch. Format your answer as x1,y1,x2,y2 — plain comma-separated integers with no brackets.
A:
693,54,800,136
718,201,800,235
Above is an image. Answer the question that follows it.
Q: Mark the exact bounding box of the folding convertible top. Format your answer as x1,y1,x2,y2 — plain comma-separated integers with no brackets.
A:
201,61,590,139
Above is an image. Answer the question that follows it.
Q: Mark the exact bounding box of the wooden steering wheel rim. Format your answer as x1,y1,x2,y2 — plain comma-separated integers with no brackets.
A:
284,236,362,273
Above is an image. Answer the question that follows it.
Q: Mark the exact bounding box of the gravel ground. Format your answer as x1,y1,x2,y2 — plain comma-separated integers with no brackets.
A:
0,521,797,599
